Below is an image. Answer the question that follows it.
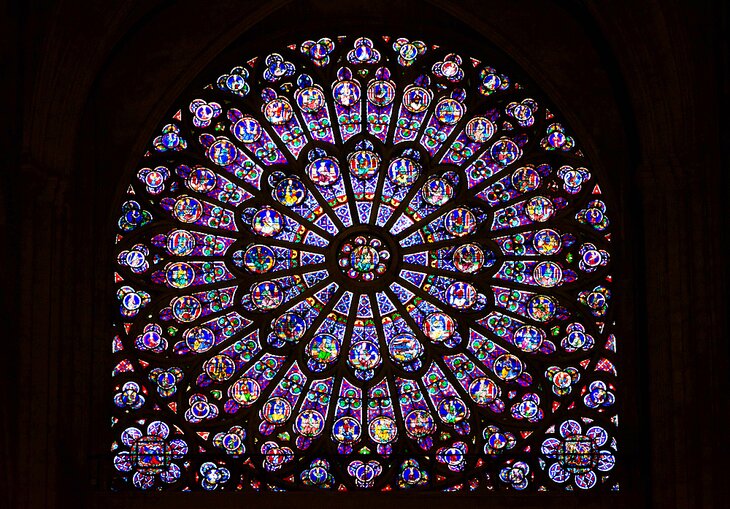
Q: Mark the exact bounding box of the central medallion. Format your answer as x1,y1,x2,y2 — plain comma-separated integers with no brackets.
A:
337,234,390,281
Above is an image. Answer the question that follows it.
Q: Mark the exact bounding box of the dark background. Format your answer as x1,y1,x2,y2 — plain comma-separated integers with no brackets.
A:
2,0,726,508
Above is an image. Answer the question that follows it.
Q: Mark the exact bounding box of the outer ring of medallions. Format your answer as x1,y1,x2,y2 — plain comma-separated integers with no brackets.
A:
327,224,401,293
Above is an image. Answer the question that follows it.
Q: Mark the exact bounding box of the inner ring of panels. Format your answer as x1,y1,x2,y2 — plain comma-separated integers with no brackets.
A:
112,35,618,492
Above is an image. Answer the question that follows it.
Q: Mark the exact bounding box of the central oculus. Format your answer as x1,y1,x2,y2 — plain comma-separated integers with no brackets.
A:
337,234,390,281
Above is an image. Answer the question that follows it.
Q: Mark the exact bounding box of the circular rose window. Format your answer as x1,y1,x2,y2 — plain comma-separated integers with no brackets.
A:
112,35,617,492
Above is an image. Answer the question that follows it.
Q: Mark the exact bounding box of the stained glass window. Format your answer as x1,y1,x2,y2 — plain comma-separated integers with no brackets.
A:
111,35,618,492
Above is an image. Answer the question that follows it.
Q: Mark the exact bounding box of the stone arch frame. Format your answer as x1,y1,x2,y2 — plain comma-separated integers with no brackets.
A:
6,1,724,508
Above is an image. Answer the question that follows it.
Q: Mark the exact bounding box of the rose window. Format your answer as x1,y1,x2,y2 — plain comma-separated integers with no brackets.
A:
112,35,618,492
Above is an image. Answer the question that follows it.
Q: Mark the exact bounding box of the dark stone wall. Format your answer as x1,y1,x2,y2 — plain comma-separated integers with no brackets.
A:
4,1,725,508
